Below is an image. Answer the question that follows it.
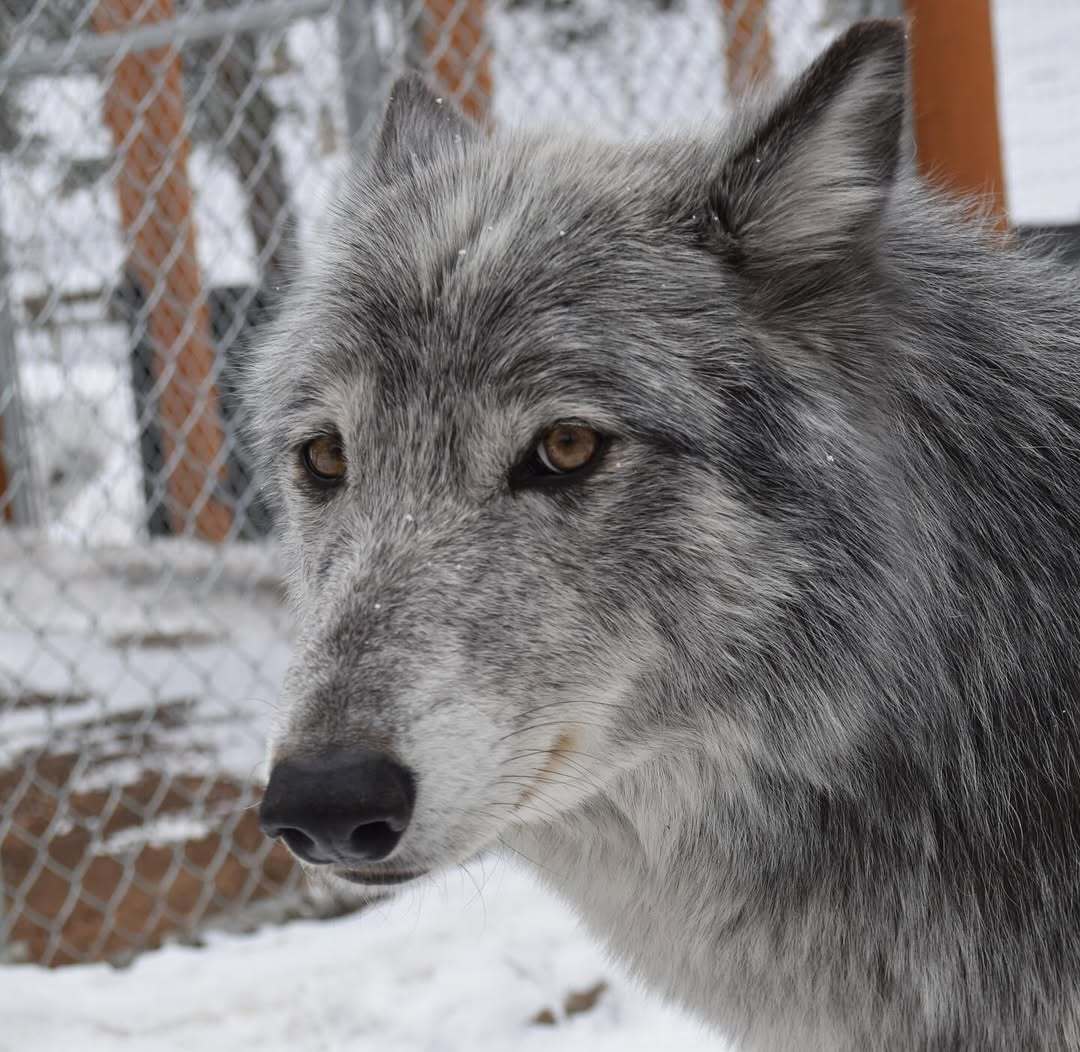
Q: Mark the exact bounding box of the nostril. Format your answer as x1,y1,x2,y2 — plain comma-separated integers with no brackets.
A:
347,820,403,862
277,827,332,865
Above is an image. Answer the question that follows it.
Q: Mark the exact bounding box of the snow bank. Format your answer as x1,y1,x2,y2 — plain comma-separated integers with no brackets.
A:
0,860,727,1052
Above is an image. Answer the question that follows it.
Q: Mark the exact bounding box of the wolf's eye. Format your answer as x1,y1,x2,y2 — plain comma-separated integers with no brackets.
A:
537,423,601,473
510,421,606,491
301,435,346,484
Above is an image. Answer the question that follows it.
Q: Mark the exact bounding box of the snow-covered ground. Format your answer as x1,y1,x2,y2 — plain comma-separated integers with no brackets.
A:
0,534,287,781
1,861,726,1052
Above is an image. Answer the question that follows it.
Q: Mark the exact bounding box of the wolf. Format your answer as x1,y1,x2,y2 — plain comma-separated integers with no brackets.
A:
249,19,1080,1051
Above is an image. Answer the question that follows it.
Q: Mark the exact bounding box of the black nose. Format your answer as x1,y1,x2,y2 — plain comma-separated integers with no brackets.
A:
258,748,416,865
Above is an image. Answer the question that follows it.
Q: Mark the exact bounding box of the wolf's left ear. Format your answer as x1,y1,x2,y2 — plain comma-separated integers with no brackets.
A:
374,73,478,176
703,20,907,276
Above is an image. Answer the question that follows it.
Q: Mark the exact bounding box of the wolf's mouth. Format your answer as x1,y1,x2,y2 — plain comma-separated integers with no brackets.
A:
316,734,581,889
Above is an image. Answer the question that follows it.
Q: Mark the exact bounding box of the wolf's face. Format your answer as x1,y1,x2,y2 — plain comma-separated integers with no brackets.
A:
251,24,906,890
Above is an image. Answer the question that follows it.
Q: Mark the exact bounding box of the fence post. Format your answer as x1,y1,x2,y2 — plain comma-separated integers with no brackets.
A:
903,0,1007,226
420,0,492,124
0,197,36,528
92,0,234,541
337,0,384,151
719,0,774,96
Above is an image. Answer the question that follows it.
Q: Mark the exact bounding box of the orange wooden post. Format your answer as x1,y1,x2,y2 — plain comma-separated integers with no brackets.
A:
720,0,774,96
93,0,233,541
904,0,1008,226
421,0,492,124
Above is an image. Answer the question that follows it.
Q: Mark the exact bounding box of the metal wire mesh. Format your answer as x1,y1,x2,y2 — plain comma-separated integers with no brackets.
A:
0,0,887,967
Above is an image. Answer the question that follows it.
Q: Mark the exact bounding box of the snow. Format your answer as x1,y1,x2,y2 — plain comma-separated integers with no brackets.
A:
0,534,288,783
992,0,1080,224
101,813,212,853
488,0,836,136
0,860,727,1052
0,73,121,304
18,356,142,545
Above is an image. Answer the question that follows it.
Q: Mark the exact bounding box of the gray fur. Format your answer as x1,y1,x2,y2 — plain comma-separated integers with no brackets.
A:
245,21,1080,1050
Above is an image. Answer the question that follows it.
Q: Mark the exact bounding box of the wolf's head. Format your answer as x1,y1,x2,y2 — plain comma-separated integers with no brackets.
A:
251,22,910,890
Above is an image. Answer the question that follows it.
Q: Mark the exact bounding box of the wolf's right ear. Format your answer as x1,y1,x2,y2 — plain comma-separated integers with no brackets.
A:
374,73,478,176
700,20,908,282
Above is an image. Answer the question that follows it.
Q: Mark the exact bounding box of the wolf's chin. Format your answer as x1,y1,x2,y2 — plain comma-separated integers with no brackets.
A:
331,867,428,887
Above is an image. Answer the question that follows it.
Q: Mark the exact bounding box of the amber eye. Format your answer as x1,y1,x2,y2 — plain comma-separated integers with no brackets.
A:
301,435,346,483
537,423,602,474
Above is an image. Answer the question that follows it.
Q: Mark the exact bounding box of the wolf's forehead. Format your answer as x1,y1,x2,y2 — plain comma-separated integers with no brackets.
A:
307,157,635,378
345,139,674,300
273,137,724,438
363,164,604,308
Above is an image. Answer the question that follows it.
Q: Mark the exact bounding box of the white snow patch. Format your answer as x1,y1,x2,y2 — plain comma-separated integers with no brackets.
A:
992,0,1080,224
0,861,727,1052
101,814,212,854
0,536,289,781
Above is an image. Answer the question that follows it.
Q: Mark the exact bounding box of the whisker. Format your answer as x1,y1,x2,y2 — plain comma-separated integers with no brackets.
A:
459,860,488,917
491,771,598,808
496,835,565,882
488,778,574,821
497,718,610,743
481,788,566,826
502,746,606,766
496,747,611,798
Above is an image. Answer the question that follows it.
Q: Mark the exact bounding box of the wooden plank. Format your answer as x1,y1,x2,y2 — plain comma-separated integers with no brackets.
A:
93,0,233,541
421,0,492,124
720,0,774,96
905,0,1008,225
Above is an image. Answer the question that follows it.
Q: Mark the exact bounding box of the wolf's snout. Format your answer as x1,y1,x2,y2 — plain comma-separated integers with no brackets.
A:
258,748,416,865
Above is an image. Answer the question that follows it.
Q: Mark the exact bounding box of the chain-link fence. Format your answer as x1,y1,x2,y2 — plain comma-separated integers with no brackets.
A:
0,0,1034,969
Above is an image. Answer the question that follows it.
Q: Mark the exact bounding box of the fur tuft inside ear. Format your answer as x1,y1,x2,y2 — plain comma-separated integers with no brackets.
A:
374,73,478,176
705,19,908,277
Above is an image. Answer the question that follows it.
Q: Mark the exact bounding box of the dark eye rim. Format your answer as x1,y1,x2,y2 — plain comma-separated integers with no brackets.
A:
299,434,347,487
509,421,610,493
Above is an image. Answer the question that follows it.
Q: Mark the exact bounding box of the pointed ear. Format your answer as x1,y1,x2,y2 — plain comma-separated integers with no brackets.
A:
374,73,479,175
704,20,908,278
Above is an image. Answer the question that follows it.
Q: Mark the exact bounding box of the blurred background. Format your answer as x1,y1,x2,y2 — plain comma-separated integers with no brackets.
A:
0,0,1078,1048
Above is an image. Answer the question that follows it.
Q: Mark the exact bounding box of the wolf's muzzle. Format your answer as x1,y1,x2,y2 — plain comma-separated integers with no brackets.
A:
259,748,416,865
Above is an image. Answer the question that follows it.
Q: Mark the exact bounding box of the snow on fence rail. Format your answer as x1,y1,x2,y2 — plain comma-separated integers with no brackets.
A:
0,0,1022,968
